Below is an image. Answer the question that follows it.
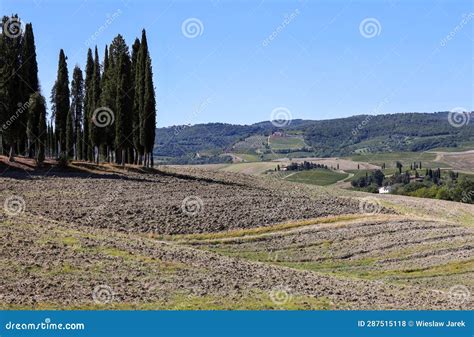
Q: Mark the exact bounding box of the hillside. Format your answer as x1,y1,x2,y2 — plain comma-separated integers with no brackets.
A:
154,112,474,164
1,159,473,310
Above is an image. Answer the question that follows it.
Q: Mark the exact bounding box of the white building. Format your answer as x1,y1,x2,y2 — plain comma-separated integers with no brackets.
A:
378,186,393,194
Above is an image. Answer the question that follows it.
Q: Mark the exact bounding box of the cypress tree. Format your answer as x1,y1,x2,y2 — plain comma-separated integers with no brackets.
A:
28,92,46,164
100,44,116,162
53,49,70,158
89,47,102,163
115,51,133,165
134,31,147,165
131,38,141,164
65,108,73,158
46,122,52,157
83,48,94,161
36,98,46,164
104,35,132,165
70,65,84,160
21,23,40,158
0,15,23,161
143,57,156,167
135,30,156,167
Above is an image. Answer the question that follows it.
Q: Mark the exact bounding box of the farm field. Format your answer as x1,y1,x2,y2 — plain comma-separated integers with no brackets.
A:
428,150,474,172
348,150,474,172
284,169,349,186
1,158,473,310
268,135,306,151
191,157,379,176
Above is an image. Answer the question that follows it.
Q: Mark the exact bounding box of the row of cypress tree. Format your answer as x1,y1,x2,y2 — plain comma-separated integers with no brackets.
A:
0,15,47,163
51,29,157,167
0,14,157,167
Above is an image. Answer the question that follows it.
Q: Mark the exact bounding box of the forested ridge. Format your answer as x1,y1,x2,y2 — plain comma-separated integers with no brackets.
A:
155,112,473,162
0,15,157,167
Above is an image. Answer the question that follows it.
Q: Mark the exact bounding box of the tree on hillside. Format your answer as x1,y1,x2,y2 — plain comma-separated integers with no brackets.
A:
136,30,156,168
89,47,101,163
100,45,114,161
115,52,133,165
396,161,403,174
104,35,133,163
83,48,94,162
143,57,156,167
134,32,146,166
109,35,133,166
53,49,70,158
21,23,40,158
70,65,84,160
0,15,23,161
28,92,46,164
66,108,73,158
131,38,141,164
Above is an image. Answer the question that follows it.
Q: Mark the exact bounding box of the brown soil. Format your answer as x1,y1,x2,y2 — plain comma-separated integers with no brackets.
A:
0,159,472,310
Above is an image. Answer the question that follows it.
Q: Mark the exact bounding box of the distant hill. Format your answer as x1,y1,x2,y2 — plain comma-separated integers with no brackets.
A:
154,112,473,164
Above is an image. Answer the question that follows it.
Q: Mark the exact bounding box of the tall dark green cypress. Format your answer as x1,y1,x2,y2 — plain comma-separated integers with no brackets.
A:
0,15,23,161
134,30,156,168
134,31,147,165
70,65,84,160
65,109,73,158
36,96,47,164
46,122,52,157
21,23,40,158
28,92,46,164
115,51,133,165
89,46,101,163
100,45,115,161
131,38,141,164
83,49,94,161
135,30,152,166
103,35,132,165
53,49,70,157
143,57,156,167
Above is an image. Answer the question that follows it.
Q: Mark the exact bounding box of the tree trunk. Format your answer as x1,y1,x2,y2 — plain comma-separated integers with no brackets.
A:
27,139,33,158
94,146,99,164
8,144,15,162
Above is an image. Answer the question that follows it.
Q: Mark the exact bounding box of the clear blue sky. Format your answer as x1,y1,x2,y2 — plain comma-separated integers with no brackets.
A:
1,0,472,127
